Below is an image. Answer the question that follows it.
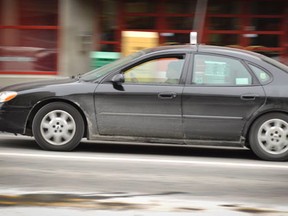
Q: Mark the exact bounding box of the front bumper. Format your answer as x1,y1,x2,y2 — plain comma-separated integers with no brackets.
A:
0,104,31,134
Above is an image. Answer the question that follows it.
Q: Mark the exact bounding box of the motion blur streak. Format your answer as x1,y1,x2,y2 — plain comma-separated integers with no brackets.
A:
0,152,287,170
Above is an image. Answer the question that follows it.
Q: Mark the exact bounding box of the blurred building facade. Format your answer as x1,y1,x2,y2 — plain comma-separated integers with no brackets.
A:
0,0,287,86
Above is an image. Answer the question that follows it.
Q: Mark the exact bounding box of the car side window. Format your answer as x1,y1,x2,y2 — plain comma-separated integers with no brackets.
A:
192,54,252,86
123,56,185,85
248,64,271,84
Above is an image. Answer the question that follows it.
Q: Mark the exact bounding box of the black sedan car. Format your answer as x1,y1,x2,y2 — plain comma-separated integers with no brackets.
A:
1,44,288,161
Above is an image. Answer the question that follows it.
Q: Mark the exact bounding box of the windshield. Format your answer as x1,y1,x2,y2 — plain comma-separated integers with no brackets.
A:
80,51,144,81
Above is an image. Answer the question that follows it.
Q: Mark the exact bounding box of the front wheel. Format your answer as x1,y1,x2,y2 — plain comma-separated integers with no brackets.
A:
249,113,288,161
32,102,84,151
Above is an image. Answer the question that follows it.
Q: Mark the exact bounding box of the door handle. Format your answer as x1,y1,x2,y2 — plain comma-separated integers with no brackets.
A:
158,92,177,100
241,94,258,101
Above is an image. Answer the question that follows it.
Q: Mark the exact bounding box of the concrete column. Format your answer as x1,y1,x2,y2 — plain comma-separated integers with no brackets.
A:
59,0,97,77
193,0,208,44
1,0,18,45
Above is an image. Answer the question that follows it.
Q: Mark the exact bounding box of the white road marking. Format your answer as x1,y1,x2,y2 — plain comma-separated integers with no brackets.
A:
0,152,287,169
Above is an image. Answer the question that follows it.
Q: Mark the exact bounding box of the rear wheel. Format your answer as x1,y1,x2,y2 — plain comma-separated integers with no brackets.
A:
32,102,84,151
249,113,288,161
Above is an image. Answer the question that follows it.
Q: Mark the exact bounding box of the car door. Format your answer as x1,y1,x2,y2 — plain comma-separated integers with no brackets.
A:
94,54,187,139
182,53,266,141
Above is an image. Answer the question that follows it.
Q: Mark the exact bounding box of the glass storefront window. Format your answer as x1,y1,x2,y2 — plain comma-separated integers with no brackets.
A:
124,0,156,13
164,0,196,14
251,0,285,15
19,0,58,26
0,0,2,25
0,0,58,74
161,33,190,45
205,0,286,64
126,16,156,30
208,0,241,14
166,17,193,30
251,18,281,31
101,28,117,42
208,34,239,46
99,0,117,41
98,0,287,64
0,29,57,72
209,18,240,30
100,44,117,52
20,30,57,48
99,0,119,52
99,0,118,41
249,34,280,48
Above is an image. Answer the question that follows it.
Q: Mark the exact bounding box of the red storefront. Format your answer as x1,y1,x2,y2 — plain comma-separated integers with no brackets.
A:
99,0,288,62
0,0,58,75
0,0,288,77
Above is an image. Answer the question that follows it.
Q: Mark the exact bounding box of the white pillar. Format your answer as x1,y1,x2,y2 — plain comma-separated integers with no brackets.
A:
1,0,18,46
59,0,97,77
193,0,208,44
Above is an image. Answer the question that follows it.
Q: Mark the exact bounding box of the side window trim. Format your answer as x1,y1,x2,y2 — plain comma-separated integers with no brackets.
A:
190,53,255,87
246,61,273,85
121,54,187,86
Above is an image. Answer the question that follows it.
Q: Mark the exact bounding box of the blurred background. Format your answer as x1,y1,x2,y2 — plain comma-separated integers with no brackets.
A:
0,0,288,86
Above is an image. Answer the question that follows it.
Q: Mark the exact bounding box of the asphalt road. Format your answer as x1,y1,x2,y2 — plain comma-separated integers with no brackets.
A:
0,134,288,215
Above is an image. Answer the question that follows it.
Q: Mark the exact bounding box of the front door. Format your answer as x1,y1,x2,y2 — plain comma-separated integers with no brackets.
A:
94,54,186,139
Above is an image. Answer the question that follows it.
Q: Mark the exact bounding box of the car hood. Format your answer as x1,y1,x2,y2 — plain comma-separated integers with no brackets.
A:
0,77,77,92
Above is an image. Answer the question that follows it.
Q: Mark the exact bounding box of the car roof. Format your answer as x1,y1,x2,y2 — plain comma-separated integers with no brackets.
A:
198,44,262,61
143,44,262,62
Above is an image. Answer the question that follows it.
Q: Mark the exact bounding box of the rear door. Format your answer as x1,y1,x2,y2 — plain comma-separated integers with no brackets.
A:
182,53,266,141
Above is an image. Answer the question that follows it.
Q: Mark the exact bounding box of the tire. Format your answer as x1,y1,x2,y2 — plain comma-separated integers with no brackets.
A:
249,113,288,161
32,102,84,151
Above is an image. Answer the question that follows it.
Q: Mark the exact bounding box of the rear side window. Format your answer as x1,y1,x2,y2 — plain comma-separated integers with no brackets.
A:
192,54,252,86
248,64,271,84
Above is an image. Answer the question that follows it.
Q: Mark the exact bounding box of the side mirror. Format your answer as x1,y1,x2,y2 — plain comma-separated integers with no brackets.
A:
111,74,125,85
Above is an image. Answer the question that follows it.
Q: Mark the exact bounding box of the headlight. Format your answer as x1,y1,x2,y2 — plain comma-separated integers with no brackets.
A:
0,91,18,103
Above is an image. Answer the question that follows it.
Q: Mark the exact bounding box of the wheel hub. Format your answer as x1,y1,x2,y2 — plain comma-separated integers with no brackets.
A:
268,128,284,145
51,119,65,133
40,110,76,146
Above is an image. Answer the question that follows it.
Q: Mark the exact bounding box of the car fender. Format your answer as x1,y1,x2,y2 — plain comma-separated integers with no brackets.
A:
242,105,288,142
